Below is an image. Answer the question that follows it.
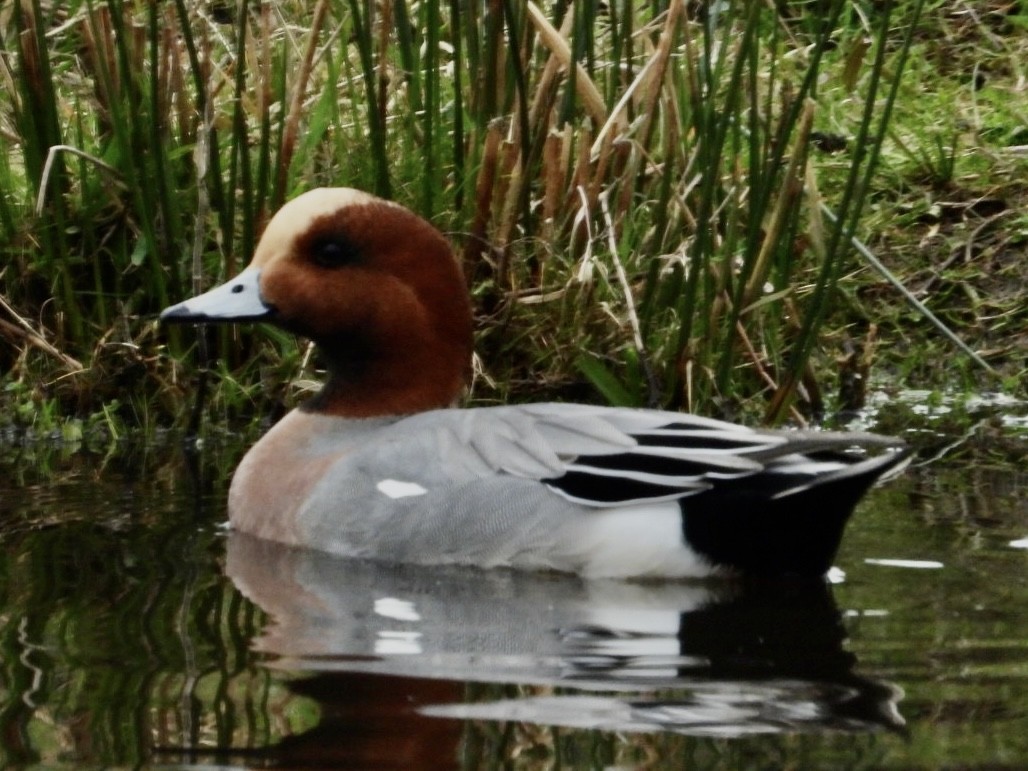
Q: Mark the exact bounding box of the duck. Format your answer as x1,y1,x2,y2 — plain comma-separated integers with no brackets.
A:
161,187,910,579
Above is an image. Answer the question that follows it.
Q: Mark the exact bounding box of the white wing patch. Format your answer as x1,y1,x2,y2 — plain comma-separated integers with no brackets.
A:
376,479,428,499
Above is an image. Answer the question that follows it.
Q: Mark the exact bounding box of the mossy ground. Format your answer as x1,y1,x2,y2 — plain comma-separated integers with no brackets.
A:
824,4,1027,391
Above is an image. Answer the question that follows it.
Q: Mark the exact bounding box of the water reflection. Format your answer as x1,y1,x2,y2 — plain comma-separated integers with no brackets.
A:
2,439,1026,766
229,532,904,742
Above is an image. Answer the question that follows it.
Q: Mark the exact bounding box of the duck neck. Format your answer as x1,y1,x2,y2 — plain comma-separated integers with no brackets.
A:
301,335,469,418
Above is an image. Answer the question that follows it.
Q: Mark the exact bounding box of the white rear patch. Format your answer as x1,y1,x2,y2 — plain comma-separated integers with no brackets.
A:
559,502,714,579
376,479,428,499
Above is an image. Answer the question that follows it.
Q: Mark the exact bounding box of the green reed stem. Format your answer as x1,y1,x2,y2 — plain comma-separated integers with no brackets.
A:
346,0,391,198
767,0,926,422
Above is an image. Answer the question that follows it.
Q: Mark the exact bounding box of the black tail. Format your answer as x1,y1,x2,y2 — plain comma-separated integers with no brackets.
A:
682,448,912,577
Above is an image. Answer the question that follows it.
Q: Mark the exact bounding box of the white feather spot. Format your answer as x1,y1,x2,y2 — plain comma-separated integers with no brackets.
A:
864,558,944,569
376,479,428,499
826,566,846,584
374,597,421,622
844,609,890,618
1009,537,1028,550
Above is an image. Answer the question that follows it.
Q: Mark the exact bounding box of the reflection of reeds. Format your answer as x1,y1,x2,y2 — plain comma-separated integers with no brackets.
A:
0,442,276,766
1,0,924,430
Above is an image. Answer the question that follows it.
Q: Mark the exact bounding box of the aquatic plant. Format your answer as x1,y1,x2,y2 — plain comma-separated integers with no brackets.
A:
4,0,1019,435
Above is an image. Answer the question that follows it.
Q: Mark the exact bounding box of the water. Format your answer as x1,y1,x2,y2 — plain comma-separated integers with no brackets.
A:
1,428,1026,768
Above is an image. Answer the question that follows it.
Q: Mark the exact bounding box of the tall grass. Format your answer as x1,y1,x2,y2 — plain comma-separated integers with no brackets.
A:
0,0,927,429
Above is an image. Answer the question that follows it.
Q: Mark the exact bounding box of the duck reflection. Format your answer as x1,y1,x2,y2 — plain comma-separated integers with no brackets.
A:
226,531,902,763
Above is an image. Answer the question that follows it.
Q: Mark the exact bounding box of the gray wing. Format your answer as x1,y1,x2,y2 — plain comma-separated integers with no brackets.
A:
366,405,905,508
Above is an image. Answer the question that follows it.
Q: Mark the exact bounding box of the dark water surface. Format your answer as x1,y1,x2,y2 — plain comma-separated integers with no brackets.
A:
1,431,1026,768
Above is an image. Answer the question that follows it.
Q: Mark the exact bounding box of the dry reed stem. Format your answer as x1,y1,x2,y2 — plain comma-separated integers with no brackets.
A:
742,98,816,308
734,319,806,426
570,122,593,193
764,295,823,422
167,15,190,145
130,22,145,83
0,293,83,372
18,22,44,102
191,62,214,297
567,123,594,254
592,0,683,157
0,42,17,113
80,9,112,113
600,192,644,351
541,129,564,249
495,133,525,277
678,6,702,124
35,146,123,216
558,121,574,194
375,0,391,154
255,1,273,228
678,348,695,413
274,0,330,207
526,4,573,135
604,138,632,238
572,185,596,286
805,161,827,261
525,2,611,129
463,119,504,277
157,23,171,132
584,129,616,221
633,2,684,168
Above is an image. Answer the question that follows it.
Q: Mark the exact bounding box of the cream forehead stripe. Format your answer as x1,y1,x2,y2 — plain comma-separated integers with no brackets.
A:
251,188,402,265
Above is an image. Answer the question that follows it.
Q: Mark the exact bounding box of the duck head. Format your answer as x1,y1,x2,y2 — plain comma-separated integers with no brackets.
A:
161,188,474,417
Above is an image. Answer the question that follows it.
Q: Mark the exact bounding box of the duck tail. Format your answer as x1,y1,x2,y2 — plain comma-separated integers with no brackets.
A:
683,447,913,577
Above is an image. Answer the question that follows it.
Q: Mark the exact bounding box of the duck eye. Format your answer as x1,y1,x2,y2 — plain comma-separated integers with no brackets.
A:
310,238,357,268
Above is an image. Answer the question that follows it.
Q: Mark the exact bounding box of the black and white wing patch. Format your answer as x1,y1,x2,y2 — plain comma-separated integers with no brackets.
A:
542,421,786,506
542,419,908,508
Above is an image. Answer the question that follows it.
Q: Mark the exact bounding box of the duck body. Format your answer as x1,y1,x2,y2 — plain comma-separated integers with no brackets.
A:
162,188,909,579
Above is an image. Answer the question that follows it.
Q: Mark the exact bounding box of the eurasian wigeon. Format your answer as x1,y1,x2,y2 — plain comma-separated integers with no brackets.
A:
162,187,910,579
